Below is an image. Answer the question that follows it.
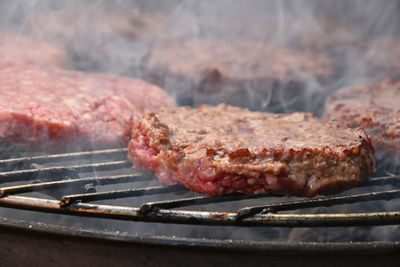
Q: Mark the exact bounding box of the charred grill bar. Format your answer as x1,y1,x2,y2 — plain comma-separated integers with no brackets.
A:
0,147,399,227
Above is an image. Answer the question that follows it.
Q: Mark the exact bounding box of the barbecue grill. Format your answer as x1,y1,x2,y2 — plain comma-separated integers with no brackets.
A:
0,146,399,266
1,1,400,266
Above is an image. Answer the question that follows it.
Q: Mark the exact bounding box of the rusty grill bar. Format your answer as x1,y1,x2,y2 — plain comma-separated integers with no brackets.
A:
0,148,399,227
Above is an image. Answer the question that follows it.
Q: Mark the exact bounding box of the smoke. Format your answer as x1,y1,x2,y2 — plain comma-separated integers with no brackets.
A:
0,0,399,243
1,0,399,114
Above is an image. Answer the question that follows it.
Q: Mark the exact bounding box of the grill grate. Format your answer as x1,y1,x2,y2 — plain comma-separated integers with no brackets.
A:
0,147,399,227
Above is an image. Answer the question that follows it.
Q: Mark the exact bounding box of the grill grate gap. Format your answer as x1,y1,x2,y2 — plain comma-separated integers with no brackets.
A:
0,160,132,182
139,193,269,215
0,148,128,168
0,173,153,197
236,189,400,219
60,184,187,207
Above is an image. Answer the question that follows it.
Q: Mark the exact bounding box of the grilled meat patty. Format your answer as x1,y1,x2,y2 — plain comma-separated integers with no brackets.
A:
142,40,334,112
324,79,400,167
27,7,186,74
0,33,67,68
353,39,400,81
129,104,375,197
0,65,176,149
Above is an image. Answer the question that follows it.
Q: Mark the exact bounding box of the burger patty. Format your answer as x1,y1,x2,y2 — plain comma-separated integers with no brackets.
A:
0,33,67,68
324,79,400,166
28,7,185,43
0,65,176,149
353,39,400,81
142,40,334,112
27,7,187,74
128,104,375,197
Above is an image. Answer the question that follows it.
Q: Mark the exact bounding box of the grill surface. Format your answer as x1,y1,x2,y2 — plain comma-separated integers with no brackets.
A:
0,145,400,267
0,147,399,228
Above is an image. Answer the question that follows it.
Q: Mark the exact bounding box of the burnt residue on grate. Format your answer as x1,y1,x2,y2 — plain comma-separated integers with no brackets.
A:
0,147,399,228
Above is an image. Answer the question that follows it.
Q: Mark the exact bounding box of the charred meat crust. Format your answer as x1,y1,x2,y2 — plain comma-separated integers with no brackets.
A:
128,104,375,197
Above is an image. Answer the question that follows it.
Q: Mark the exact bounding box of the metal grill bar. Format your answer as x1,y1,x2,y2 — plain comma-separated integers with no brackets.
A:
1,195,400,227
366,176,400,186
0,173,152,197
139,193,267,214
0,148,128,166
0,148,399,227
237,189,400,219
60,184,187,207
0,160,131,182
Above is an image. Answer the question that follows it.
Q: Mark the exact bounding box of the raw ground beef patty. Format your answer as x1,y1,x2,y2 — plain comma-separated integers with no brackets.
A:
0,65,176,149
128,104,375,197
324,79,400,167
0,33,68,68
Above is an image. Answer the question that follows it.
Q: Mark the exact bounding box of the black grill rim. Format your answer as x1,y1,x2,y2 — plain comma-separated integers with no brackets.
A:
1,216,400,254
